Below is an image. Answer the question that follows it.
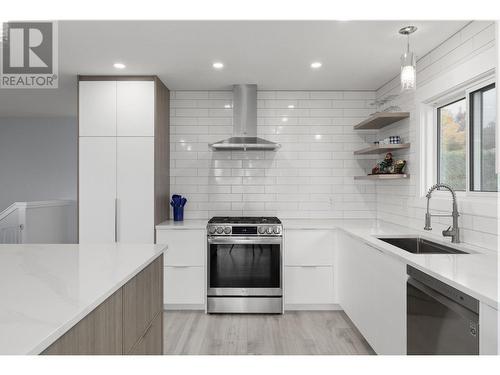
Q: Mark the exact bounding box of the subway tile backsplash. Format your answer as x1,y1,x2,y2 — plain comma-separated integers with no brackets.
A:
170,90,379,219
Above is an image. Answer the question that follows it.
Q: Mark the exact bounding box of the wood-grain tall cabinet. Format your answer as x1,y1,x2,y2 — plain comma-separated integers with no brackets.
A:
78,76,169,243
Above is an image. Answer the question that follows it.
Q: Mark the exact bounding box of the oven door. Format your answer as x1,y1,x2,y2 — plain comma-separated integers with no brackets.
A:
207,236,282,296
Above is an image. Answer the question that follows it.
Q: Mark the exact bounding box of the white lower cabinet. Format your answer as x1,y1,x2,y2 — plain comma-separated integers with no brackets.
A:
285,266,334,306
337,231,406,355
156,229,205,266
479,302,499,354
285,229,334,266
284,229,336,309
163,266,205,307
156,228,206,309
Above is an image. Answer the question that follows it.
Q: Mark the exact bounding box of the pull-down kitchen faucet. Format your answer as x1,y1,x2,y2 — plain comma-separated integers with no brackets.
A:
424,183,460,243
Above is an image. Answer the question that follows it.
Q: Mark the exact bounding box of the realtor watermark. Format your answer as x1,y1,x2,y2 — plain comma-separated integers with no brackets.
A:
1,21,58,88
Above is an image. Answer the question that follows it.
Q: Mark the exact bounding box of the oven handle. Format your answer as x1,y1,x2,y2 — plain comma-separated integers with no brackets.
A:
208,236,282,245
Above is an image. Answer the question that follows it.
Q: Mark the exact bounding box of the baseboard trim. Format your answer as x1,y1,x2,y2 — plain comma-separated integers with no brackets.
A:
164,303,204,310
285,303,342,311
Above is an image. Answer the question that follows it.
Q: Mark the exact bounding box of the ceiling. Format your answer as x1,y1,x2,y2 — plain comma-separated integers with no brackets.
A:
0,20,469,117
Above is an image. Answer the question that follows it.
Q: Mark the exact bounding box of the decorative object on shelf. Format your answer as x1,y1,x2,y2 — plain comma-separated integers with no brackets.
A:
170,194,187,221
377,136,402,145
369,94,398,108
371,152,407,175
393,159,407,174
399,25,417,91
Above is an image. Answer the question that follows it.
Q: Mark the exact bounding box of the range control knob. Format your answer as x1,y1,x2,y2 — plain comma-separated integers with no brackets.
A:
273,226,281,234
266,227,272,234
224,226,231,234
258,226,266,234
208,226,216,234
216,226,224,234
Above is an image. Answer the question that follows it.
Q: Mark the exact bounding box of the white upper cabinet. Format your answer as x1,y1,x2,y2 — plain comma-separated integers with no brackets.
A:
117,81,155,136
79,81,117,136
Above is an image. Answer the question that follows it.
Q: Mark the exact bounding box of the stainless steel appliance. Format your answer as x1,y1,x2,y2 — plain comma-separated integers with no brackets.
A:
209,85,281,151
407,265,479,354
207,216,283,314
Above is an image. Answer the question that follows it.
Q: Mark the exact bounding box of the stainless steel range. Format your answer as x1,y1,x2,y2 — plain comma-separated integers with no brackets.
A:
207,217,283,314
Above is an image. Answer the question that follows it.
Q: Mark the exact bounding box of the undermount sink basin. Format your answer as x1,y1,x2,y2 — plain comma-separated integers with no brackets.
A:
377,237,469,255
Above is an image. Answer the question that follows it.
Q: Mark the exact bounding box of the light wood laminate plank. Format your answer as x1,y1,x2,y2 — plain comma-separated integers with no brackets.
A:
163,310,374,355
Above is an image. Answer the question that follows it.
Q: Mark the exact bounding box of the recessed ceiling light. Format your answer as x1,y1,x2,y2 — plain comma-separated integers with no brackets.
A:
213,62,224,69
281,117,288,122
310,62,322,69
288,104,295,109
224,104,232,109
113,63,126,69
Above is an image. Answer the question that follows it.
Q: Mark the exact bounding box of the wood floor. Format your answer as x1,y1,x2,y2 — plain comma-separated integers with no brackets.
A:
163,310,375,355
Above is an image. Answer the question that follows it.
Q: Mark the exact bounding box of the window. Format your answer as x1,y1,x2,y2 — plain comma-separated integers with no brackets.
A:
435,83,497,193
470,84,497,192
437,98,467,191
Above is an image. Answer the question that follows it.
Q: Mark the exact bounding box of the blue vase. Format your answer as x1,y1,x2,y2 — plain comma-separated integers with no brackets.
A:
173,206,184,221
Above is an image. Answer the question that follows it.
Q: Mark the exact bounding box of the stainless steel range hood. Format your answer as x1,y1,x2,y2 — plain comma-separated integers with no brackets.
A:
209,84,281,151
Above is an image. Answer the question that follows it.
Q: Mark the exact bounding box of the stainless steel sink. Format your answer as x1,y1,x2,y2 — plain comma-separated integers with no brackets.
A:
377,237,469,254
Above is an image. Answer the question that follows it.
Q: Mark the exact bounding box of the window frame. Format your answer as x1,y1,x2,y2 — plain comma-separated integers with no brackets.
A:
468,82,496,192
425,75,497,200
436,96,467,191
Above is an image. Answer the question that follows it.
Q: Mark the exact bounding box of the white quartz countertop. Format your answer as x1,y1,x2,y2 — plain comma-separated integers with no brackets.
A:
0,243,166,355
156,218,498,309
306,219,498,310
156,219,209,229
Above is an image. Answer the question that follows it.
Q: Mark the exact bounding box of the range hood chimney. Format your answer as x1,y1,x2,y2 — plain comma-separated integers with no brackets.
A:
209,84,281,151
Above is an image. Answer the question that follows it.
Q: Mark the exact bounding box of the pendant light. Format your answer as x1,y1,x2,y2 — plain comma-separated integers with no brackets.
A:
399,26,417,91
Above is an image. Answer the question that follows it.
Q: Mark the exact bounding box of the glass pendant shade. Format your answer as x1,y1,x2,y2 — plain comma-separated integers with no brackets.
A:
400,50,416,91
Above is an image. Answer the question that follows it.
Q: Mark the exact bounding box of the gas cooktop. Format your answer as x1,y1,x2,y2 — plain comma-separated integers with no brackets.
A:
208,216,282,225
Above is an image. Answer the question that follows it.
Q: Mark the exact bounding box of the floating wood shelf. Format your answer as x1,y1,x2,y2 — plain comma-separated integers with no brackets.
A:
353,112,410,130
354,174,410,180
353,143,411,155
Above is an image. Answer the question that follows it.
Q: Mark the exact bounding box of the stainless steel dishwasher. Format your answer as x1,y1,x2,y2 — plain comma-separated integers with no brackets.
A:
407,265,479,355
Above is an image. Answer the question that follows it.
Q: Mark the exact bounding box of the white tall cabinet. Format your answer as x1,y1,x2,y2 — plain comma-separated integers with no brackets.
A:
78,76,169,244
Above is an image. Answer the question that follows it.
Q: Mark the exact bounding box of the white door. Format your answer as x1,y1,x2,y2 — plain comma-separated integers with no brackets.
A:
116,137,154,243
116,81,155,136
79,137,117,243
79,81,117,136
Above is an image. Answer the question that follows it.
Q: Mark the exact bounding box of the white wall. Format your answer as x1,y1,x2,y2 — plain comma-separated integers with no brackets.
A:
374,21,498,250
0,117,78,212
170,90,379,219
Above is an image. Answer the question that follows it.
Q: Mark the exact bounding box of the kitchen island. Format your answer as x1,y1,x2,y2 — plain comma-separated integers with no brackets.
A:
0,243,166,355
